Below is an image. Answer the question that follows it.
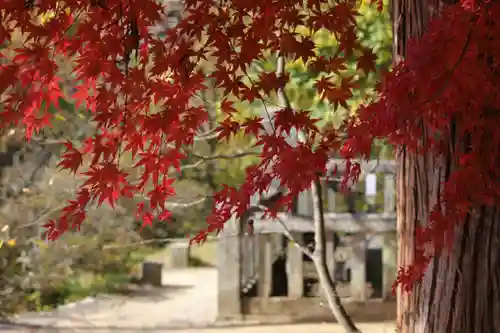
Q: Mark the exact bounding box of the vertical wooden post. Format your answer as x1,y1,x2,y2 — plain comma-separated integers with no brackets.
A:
297,190,308,216
306,188,314,215
382,232,398,300
216,216,242,320
350,238,367,301
241,235,252,283
258,233,273,298
287,232,304,298
382,173,397,299
384,173,396,216
327,187,336,212
297,190,313,216
365,173,377,211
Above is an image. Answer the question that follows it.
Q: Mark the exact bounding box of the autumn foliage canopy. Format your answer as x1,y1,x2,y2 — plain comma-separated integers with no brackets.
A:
1,0,499,293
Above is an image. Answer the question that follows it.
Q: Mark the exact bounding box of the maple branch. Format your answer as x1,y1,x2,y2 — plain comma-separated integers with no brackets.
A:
175,159,205,172
271,209,314,258
132,194,206,209
187,149,259,161
0,143,54,201
172,146,258,175
3,203,67,232
166,196,206,208
193,129,219,141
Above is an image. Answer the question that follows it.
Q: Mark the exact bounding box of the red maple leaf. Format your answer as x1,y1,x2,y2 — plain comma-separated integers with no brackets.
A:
243,117,264,136
217,118,240,141
57,141,84,174
141,212,154,230
82,162,128,208
357,48,377,75
258,72,289,94
220,100,238,115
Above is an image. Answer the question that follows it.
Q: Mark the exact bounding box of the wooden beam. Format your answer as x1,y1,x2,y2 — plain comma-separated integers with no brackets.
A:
254,213,396,233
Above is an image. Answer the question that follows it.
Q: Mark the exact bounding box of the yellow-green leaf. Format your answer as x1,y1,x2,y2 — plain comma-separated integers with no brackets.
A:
55,114,67,121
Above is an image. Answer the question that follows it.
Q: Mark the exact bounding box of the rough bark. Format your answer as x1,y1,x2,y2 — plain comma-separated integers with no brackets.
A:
393,0,500,332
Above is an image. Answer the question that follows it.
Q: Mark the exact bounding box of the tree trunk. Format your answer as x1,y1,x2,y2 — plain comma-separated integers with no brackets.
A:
393,0,500,332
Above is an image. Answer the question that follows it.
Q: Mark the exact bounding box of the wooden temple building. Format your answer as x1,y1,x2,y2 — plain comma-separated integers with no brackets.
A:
216,159,398,322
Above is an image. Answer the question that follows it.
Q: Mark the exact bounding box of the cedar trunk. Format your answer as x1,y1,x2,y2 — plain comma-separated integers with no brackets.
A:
393,0,500,332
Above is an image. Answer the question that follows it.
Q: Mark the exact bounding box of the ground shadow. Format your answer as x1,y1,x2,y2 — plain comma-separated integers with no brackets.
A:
0,283,195,331
113,282,192,300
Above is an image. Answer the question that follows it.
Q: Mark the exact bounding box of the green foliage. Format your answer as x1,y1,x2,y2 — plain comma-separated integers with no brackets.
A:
0,204,149,317
285,0,392,126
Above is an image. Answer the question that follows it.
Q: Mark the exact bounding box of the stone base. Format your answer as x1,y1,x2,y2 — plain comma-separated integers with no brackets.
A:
169,242,190,268
242,297,396,323
141,261,163,287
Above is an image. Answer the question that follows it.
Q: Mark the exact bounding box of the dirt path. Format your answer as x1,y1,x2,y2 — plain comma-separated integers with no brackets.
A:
3,268,218,331
2,268,396,333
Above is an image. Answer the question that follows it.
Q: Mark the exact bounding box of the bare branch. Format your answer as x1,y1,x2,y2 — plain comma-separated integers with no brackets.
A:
175,145,258,173
176,159,205,172
132,194,206,209
6,204,67,231
166,196,206,208
187,148,259,161
269,208,314,258
193,130,219,141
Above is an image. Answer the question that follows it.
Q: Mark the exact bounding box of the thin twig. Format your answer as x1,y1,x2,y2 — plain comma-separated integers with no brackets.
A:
132,194,206,209
187,149,259,161
270,209,314,258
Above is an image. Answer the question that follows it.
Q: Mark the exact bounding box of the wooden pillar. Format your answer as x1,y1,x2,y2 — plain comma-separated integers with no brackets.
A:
382,173,397,299
382,232,397,300
271,233,282,257
169,241,190,268
365,173,377,210
258,233,273,298
216,216,242,320
350,238,367,301
241,235,251,283
286,232,303,298
327,187,336,212
297,190,313,216
383,173,396,216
